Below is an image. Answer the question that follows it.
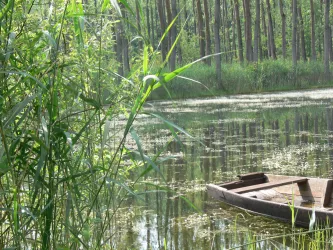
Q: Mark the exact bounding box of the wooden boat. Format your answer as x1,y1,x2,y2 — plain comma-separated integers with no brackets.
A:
207,172,333,227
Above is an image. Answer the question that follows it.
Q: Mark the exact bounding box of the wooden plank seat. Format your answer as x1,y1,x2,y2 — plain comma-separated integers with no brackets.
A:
218,172,267,190
231,177,308,194
237,172,265,180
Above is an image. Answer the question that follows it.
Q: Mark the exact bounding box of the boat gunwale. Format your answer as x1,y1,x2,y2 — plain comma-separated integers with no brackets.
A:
207,174,333,227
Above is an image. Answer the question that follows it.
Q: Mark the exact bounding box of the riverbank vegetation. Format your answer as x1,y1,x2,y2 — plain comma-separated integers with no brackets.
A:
0,0,184,248
151,59,333,99
132,0,333,99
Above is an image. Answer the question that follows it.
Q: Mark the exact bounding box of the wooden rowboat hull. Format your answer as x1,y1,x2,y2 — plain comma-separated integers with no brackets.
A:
207,173,333,227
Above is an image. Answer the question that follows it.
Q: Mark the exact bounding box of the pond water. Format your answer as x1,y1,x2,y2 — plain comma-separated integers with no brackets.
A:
116,89,333,249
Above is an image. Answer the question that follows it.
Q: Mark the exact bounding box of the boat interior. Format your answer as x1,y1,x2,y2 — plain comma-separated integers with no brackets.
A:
218,172,333,209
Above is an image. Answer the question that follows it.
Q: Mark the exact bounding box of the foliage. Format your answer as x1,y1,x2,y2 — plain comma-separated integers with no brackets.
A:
0,0,197,248
150,59,333,100
179,32,201,64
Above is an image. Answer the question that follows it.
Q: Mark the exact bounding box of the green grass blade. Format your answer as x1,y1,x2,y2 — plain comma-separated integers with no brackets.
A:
67,226,89,249
119,0,134,15
33,144,47,189
71,110,97,146
68,0,84,50
176,75,215,95
42,30,57,48
0,71,47,90
156,13,179,57
160,63,192,85
130,127,145,165
101,0,110,11
13,188,19,238
64,192,72,244
123,84,146,136
3,94,36,128
0,156,10,177
106,177,141,199
165,123,185,151
142,181,200,212
56,169,98,186
143,45,149,75
0,0,14,22
154,50,226,89
163,13,185,66
110,0,122,17
102,119,111,150
79,94,101,109
144,112,204,146
130,150,166,182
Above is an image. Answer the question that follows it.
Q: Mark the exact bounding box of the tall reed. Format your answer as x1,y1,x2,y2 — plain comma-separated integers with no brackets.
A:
0,0,199,248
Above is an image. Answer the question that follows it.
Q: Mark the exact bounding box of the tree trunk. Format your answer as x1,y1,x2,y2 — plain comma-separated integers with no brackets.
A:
165,0,172,50
243,0,252,62
279,0,287,59
154,0,158,41
123,35,130,75
166,0,177,71
122,8,130,75
192,0,197,35
116,21,123,79
234,0,244,63
184,0,189,33
330,27,333,62
214,0,222,88
135,0,143,50
324,0,330,78
296,22,300,61
310,0,316,61
222,0,227,62
259,24,262,61
176,0,182,65
223,0,231,63
146,0,151,44
318,2,323,56
266,0,276,59
253,0,260,62
203,0,211,65
157,0,167,61
151,4,155,46
232,6,237,60
196,0,205,59
261,1,268,59
298,4,306,62
292,0,297,67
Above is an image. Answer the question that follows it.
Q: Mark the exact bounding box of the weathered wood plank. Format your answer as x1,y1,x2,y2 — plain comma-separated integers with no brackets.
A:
237,172,265,180
321,180,333,207
231,177,308,194
219,177,266,190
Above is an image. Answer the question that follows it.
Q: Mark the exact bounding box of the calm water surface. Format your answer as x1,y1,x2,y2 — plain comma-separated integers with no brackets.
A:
116,89,333,249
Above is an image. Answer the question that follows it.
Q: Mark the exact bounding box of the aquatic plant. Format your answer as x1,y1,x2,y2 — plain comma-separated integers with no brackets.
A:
0,1,205,248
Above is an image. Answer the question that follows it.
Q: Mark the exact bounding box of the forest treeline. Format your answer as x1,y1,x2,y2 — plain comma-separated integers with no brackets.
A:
115,0,332,93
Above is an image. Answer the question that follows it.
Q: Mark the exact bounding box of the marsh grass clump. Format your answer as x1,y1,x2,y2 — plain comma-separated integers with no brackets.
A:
228,222,333,250
0,1,202,248
150,60,333,100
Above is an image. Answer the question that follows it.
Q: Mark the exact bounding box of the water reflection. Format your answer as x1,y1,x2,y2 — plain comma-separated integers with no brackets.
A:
117,89,333,249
